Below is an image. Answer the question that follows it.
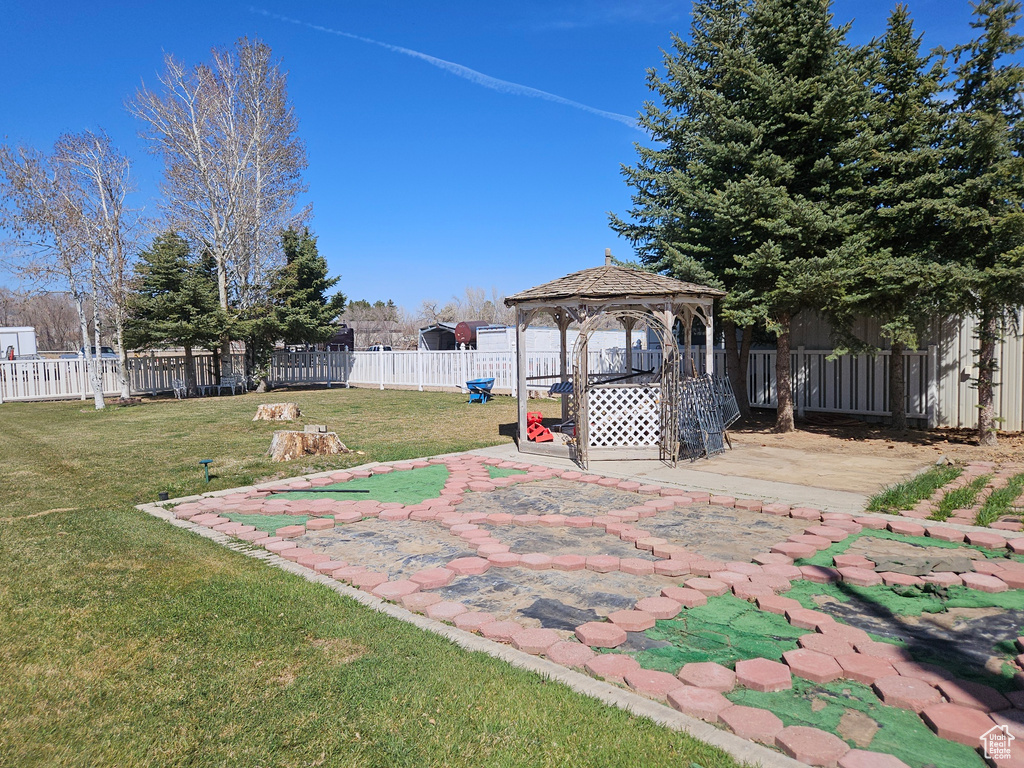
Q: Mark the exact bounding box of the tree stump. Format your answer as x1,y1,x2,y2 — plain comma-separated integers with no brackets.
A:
268,430,349,462
254,403,301,421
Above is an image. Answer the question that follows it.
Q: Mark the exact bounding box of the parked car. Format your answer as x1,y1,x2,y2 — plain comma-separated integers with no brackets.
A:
367,344,393,352
60,346,118,359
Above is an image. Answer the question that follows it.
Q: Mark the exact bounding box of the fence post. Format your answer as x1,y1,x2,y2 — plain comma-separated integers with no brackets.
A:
927,344,938,428
417,350,423,392
379,348,385,390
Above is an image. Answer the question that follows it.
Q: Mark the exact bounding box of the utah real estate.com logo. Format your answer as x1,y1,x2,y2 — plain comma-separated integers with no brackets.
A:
981,724,1015,762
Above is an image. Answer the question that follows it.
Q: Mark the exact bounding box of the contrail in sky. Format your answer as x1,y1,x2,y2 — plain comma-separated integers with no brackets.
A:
249,7,640,130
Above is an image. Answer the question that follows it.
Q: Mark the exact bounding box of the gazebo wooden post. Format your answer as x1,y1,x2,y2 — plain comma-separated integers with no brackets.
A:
516,307,529,444
556,309,572,424
622,316,636,375
682,308,694,377
704,301,714,376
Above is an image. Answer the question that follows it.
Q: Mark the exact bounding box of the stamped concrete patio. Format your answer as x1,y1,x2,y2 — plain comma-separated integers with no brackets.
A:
149,451,1024,768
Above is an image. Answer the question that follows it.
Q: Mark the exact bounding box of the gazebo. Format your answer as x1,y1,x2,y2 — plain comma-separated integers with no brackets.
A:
504,251,726,467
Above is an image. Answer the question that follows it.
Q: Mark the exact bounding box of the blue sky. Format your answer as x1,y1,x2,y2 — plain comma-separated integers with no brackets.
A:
0,0,989,311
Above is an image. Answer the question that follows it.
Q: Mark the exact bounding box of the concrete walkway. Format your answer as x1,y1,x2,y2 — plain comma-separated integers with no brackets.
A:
470,444,873,516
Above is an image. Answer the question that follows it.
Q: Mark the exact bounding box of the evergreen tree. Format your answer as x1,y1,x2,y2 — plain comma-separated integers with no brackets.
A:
611,0,757,416
234,226,344,388
615,0,872,432
835,5,954,430
939,0,1024,446
723,0,873,432
125,231,227,394
275,227,346,345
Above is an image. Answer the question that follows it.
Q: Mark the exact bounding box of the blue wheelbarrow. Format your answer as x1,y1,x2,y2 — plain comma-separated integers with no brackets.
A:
466,377,495,403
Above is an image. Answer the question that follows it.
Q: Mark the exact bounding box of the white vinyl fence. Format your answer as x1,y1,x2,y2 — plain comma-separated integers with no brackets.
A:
1,344,1019,431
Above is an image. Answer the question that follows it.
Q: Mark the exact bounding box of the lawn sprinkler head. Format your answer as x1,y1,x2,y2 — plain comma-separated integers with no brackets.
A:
199,459,213,482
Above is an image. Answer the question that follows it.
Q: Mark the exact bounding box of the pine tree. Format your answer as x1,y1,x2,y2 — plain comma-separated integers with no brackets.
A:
940,0,1024,446
613,0,872,431
834,5,954,430
124,231,227,394
274,227,346,346
611,0,756,415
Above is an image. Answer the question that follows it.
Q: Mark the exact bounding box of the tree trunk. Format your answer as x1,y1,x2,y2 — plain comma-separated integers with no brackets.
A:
723,319,752,419
977,306,999,446
184,345,197,396
216,253,231,379
774,312,795,432
889,341,907,431
75,295,91,403
115,322,131,400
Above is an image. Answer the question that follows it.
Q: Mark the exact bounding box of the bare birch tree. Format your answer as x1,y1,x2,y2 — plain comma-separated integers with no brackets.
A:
55,131,139,399
129,37,307,375
0,143,105,408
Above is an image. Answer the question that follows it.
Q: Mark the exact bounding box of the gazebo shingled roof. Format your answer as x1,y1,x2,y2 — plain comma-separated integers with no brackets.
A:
505,264,725,306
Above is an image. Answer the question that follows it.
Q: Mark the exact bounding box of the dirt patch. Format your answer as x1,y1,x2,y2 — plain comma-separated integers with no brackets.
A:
642,506,807,562
731,413,1024,472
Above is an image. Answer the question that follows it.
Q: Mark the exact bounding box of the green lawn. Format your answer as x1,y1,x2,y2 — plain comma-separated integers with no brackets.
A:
0,388,742,768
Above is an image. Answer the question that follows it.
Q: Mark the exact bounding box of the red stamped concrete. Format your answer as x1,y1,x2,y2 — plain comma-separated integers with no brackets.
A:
783,649,843,684
478,620,522,642
551,554,587,571
854,641,913,662
520,553,553,570
677,661,736,692
372,579,421,601
635,596,683,619
666,685,732,721
756,594,802,615
818,622,871,645
624,668,686,701
775,726,850,767
607,609,656,632
771,542,818,560
511,628,561,655
718,704,783,744
838,750,911,768
872,675,942,712
836,653,897,685
545,641,596,668
487,552,522,567
786,608,836,631
736,658,792,692
684,578,730,597
585,555,619,573
446,557,491,576
936,679,1011,712
425,601,469,622
402,592,443,613
838,567,882,587
798,633,855,657
618,558,656,576
920,702,997,746
966,531,1008,549
410,567,455,589
585,653,641,682
351,571,389,591
452,611,495,632
887,520,926,537
661,586,708,608
575,621,627,648
961,572,1009,593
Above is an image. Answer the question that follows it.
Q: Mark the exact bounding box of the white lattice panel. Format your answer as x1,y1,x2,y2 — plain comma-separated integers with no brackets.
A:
587,384,662,447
